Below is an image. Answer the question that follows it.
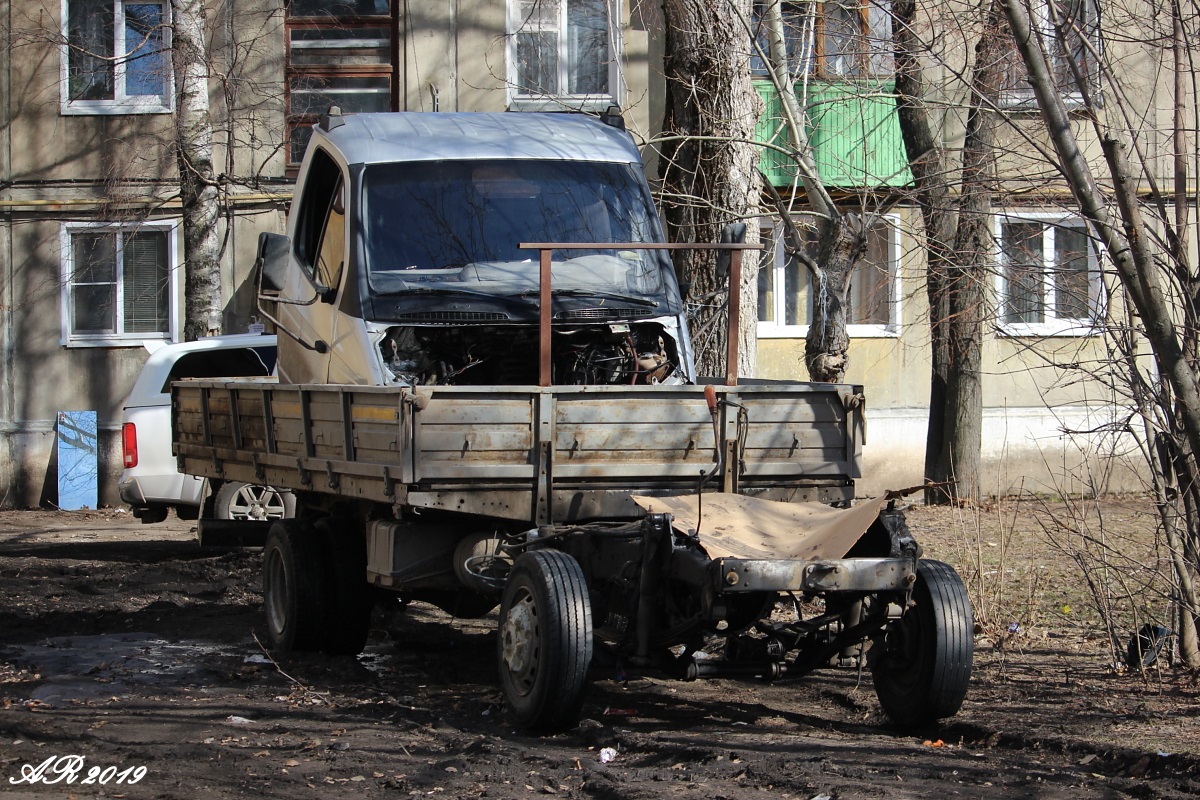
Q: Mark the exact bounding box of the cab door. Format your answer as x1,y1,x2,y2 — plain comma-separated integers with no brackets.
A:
277,149,347,383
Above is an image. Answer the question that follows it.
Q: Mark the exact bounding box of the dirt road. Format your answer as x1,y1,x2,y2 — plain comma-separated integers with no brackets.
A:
1,507,1198,799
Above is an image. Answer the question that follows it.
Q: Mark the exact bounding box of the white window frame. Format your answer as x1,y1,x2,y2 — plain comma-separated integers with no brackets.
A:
60,0,173,115
506,0,623,112
1000,0,1100,110
757,214,902,339
994,211,1103,337
60,221,181,347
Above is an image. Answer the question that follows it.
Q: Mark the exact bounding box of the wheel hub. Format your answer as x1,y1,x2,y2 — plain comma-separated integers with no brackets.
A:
231,485,282,521
501,593,538,685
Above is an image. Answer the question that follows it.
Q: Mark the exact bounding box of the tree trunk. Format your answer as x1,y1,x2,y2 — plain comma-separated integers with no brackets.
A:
895,0,1002,503
172,0,223,340
933,1,1008,503
659,0,762,379
893,0,954,502
803,216,864,383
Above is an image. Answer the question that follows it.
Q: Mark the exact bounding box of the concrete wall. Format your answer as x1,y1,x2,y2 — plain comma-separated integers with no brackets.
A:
0,1,287,506
756,201,1152,498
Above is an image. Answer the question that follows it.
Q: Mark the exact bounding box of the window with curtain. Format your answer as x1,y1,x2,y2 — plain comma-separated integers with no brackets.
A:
508,0,619,109
286,1,398,166
1000,0,1100,106
997,215,1100,335
63,0,171,114
749,0,893,79
757,215,900,336
61,223,178,346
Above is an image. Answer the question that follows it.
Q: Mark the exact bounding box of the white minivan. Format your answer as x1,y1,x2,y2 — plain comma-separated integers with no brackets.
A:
119,334,294,523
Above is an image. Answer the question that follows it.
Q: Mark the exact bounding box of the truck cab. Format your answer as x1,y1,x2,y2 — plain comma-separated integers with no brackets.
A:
258,112,693,387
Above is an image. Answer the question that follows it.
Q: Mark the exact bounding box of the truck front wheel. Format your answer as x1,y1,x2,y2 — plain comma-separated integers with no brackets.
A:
871,559,974,726
263,519,327,652
498,550,593,731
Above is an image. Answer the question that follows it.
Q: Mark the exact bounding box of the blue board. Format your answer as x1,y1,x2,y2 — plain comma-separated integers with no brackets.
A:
57,410,98,510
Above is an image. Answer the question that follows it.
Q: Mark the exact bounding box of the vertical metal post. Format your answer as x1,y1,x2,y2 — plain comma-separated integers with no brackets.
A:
725,249,742,386
539,248,552,387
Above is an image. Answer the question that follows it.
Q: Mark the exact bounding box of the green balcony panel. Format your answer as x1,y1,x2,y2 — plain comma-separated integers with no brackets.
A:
754,81,912,189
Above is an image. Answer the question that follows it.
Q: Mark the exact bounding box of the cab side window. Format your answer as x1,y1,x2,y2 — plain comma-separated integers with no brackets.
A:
314,179,346,291
294,148,346,293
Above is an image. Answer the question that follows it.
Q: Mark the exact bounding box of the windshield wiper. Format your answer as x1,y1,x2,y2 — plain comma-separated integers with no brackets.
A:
375,286,500,299
512,289,658,307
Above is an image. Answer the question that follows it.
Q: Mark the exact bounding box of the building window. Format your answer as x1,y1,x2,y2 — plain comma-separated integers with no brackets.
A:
508,0,620,110
757,215,900,337
996,214,1101,335
750,0,892,80
62,0,172,114
1001,0,1100,106
60,222,179,346
286,1,398,166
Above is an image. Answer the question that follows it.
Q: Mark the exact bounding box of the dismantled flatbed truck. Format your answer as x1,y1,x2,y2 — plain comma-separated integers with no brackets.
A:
172,111,973,731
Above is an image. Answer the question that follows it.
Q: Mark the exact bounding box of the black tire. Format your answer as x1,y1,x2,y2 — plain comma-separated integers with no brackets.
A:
215,481,296,521
262,519,328,652
136,506,169,524
498,550,593,731
315,517,371,655
872,559,974,726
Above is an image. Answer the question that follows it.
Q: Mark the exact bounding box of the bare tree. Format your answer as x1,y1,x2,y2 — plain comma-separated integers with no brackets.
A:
998,0,1200,665
894,0,1011,503
659,0,881,386
753,0,875,385
172,0,223,340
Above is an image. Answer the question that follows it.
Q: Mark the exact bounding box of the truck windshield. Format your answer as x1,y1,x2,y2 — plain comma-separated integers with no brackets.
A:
362,159,669,300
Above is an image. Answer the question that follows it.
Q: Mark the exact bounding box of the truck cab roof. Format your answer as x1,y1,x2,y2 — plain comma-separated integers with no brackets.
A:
309,112,643,168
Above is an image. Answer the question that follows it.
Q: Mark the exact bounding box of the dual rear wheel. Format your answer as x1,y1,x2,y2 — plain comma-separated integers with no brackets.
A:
262,518,370,655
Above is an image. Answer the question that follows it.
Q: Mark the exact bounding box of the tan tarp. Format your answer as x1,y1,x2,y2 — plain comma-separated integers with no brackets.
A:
631,493,891,561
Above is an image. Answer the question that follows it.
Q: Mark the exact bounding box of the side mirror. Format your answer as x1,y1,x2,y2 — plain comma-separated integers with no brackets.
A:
252,231,329,355
715,223,747,280
255,232,291,293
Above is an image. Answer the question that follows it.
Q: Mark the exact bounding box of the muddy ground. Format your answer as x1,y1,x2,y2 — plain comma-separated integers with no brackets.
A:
1,502,1198,799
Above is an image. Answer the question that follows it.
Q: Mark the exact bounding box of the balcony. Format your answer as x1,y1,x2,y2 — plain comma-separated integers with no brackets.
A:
755,81,911,189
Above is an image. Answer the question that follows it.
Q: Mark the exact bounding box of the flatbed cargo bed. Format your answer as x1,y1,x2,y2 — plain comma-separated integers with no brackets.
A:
173,380,865,524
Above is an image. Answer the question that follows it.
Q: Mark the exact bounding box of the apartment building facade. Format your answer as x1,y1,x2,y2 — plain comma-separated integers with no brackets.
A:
0,0,1150,505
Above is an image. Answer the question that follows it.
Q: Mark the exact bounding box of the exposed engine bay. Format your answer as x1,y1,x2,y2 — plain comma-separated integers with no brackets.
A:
380,322,688,386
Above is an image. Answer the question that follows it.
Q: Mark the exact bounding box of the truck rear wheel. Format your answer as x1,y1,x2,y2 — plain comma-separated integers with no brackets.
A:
872,559,974,726
315,517,371,655
263,519,327,652
498,550,593,731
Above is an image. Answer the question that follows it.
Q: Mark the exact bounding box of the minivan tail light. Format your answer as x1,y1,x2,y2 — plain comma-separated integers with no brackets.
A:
122,422,138,468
